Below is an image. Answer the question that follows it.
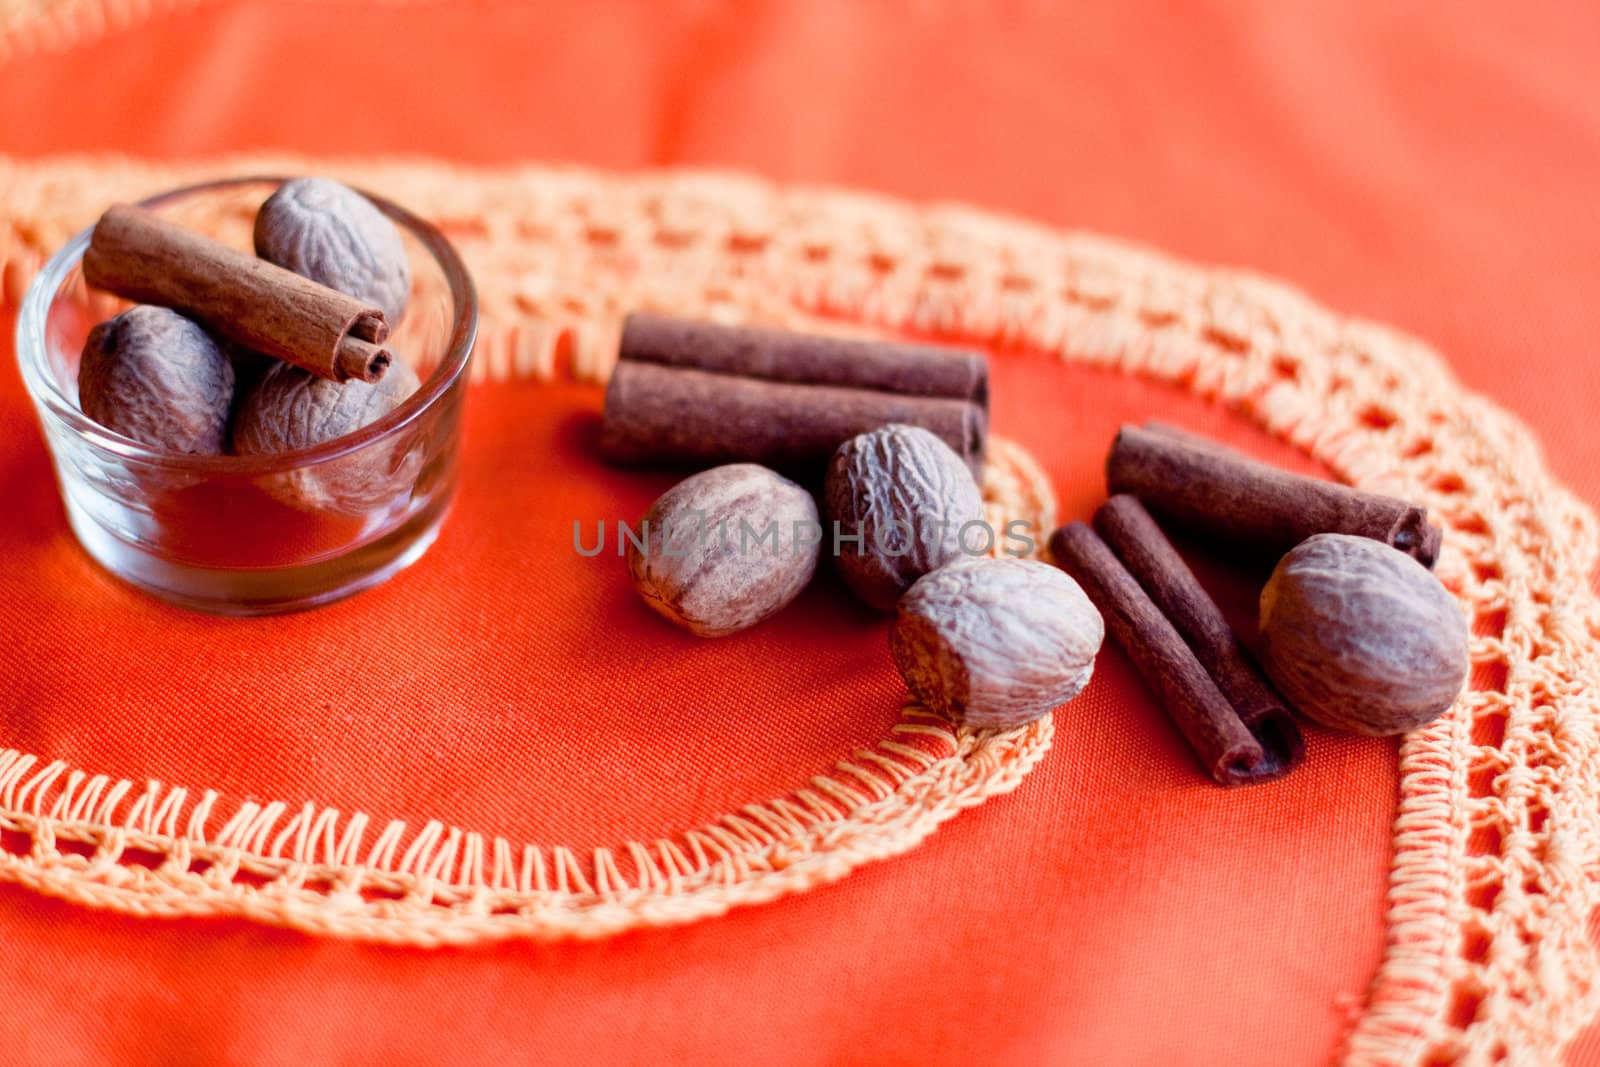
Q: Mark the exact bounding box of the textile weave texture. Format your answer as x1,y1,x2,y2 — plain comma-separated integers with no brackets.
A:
2,155,1600,1067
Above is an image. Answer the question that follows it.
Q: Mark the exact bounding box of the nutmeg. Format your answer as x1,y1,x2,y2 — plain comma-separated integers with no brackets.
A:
78,305,234,454
628,464,820,637
825,423,985,611
231,355,422,512
254,178,411,326
890,557,1104,729
1259,533,1469,736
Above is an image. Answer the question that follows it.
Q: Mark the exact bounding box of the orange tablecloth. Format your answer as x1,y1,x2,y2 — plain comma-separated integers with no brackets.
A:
2,3,1598,1064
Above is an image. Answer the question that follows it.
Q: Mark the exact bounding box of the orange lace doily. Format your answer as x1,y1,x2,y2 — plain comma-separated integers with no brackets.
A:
2,155,1599,1067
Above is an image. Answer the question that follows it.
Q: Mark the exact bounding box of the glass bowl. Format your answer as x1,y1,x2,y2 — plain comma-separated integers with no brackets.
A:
15,177,477,615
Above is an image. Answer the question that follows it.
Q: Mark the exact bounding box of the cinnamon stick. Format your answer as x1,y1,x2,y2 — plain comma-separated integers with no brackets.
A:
1106,422,1441,568
83,204,392,384
1049,521,1272,786
1094,494,1303,778
620,312,989,408
599,359,987,473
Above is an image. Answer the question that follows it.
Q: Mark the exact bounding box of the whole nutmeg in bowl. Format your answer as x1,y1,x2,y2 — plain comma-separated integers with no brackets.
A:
78,305,235,455
628,463,821,637
231,356,423,512
1259,533,1470,736
825,423,985,611
255,177,412,325
890,556,1104,729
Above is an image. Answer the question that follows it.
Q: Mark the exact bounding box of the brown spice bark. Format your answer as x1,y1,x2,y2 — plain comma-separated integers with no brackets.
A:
1093,494,1303,778
1050,521,1276,786
1106,422,1441,568
83,204,392,384
599,360,986,474
620,312,988,407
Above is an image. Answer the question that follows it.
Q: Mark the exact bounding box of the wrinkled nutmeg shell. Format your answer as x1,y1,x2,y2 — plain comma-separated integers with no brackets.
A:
891,557,1104,729
628,463,820,637
232,357,420,454
231,355,422,512
825,423,986,611
254,178,411,326
78,305,234,454
1259,533,1469,736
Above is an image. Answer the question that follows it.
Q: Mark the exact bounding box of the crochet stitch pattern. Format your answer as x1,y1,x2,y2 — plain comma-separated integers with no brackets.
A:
2,156,1599,1067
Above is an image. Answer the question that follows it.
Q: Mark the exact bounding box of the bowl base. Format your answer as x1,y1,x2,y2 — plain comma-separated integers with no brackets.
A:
64,493,451,616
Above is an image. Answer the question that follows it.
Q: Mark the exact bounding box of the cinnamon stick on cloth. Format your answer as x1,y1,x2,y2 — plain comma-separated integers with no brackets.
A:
1106,422,1442,568
619,312,989,407
600,359,985,472
1094,494,1303,778
83,204,393,383
600,313,989,473
1050,521,1276,786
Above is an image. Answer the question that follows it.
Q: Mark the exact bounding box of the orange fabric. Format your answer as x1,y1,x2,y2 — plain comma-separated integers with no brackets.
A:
1,3,1598,1065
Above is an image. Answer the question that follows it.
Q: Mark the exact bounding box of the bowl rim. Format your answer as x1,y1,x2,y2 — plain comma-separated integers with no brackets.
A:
14,175,478,473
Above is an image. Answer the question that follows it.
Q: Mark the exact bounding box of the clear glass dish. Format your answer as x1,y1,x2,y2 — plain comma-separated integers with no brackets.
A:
15,177,477,615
